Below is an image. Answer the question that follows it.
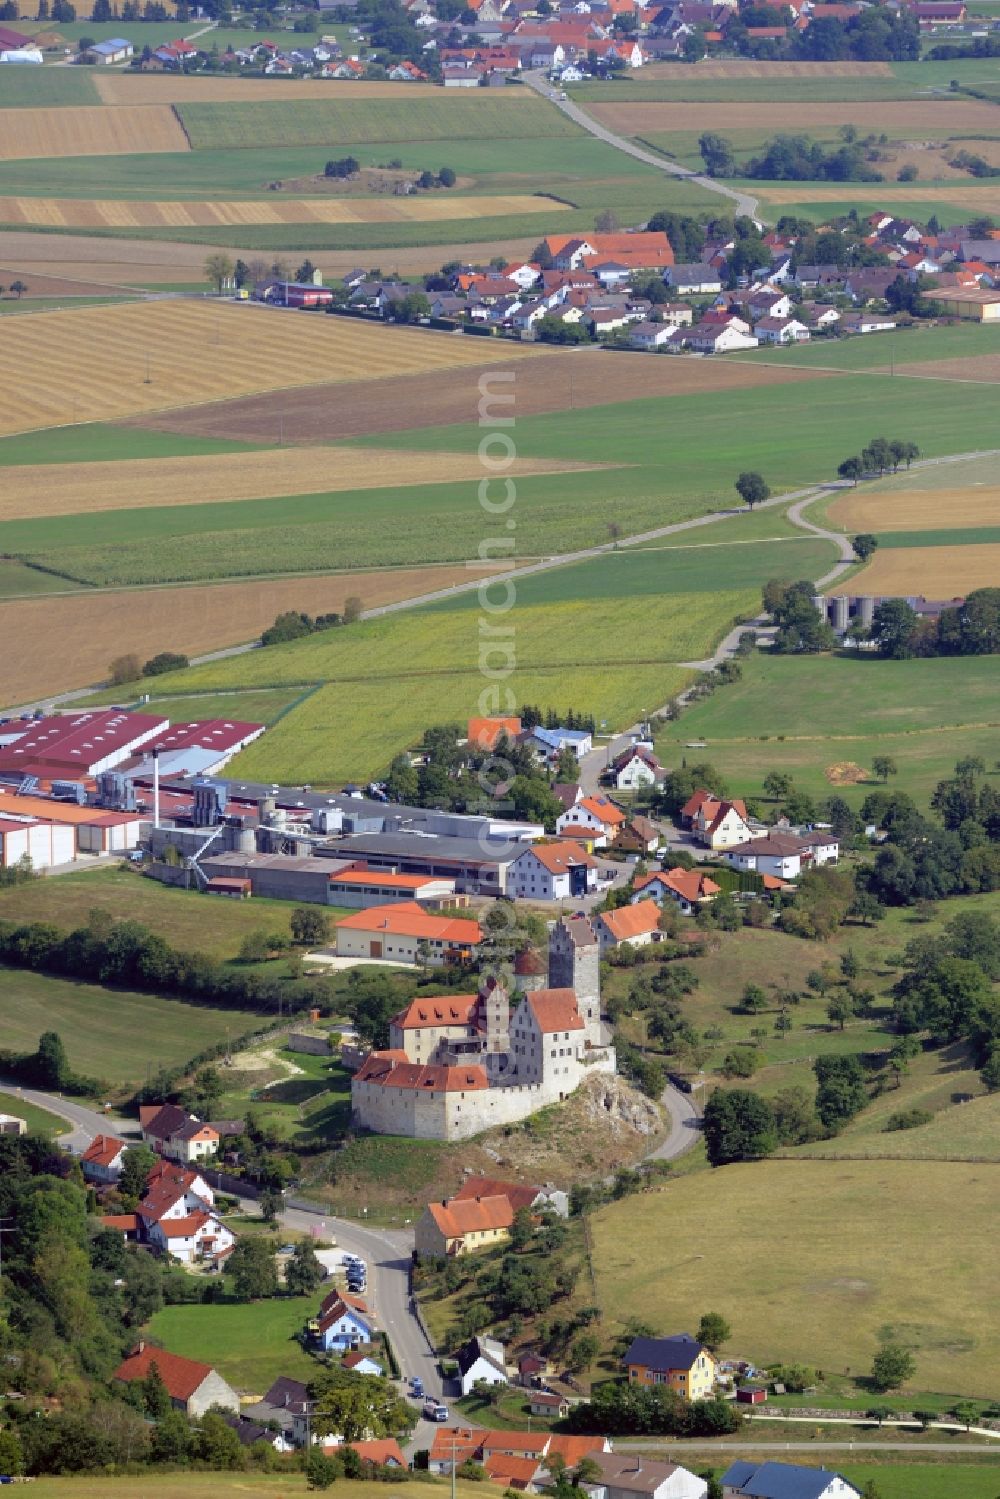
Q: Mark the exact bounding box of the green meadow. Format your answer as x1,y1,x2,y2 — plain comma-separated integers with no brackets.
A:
730,320,1000,371
148,1296,318,1389
0,66,98,107
0,423,261,467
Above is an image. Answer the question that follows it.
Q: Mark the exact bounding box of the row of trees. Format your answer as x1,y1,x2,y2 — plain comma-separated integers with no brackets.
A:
837,437,921,483
261,601,362,646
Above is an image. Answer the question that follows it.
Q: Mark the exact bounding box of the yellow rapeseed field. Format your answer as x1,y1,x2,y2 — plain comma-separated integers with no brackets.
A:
0,194,562,229
1,447,594,522
0,300,541,435
829,543,1000,597
827,485,1000,533
0,105,189,161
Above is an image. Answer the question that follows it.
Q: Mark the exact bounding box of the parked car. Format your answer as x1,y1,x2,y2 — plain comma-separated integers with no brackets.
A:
411,1377,424,1397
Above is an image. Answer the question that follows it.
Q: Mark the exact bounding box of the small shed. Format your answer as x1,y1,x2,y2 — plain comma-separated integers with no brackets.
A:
206,876,252,899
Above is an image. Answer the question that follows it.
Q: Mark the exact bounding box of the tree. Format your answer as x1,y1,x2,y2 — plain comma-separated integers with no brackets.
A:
696,1312,731,1352
9,279,26,299
762,770,792,801
872,755,897,783
33,1029,70,1088
852,533,878,562
871,598,920,659
142,1359,172,1419
286,1240,325,1296
197,1412,245,1469
143,651,189,676
838,455,864,485
699,131,735,176
119,1143,157,1204
109,652,142,686
814,1054,867,1132
735,472,770,510
306,1448,339,1489
703,1089,777,1167
740,982,768,1014
952,1400,980,1431
204,252,235,295
570,1332,601,1371
438,166,456,188
0,1429,24,1477
227,1238,278,1301
509,1205,535,1251
870,1342,915,1392
826,993,852,1031
291,905,330,946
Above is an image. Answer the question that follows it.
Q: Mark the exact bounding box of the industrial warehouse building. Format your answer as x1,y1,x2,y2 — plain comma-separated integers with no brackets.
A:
199,852,343,904
317,831,520,895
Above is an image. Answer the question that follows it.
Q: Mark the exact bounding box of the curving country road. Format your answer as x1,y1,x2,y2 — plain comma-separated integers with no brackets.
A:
522,70,761,220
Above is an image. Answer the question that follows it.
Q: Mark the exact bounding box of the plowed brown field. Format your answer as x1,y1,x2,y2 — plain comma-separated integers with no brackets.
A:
0,268,135,297
639,60,892,78
131,349,833,442
827,486,1000,533
828,544,1000,597
95,75,467,104
1,447,599,522
0,300,541,436
592,100,1000,135
0,563,506,708
0,105,189,161
0,193,560,229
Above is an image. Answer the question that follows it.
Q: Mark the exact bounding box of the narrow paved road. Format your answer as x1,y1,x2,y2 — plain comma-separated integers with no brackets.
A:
522,70,760,220
647,1081,701,1161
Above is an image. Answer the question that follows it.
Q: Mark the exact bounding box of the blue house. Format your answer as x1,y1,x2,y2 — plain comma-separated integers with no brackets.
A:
530,726,593,763
721,1461,861,1499
312,1291,374,1353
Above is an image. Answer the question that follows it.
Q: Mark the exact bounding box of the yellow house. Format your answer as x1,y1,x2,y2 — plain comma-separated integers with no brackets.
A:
624,1334,717,1401
414,1194,514,1259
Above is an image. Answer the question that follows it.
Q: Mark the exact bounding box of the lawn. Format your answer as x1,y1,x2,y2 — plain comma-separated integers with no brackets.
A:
591,1157,1000,1396
0,1087,67,1136
659,649,1000,809
839,1465,1000,1497
0,866,297,959
147,1293,318,1391
0,423,264,467
177,95,578,150
0,966,264,1089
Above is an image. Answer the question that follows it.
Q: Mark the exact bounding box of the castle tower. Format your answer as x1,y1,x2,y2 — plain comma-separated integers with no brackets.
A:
514,945,547,993
548,915,602,1047
476,975,511,1080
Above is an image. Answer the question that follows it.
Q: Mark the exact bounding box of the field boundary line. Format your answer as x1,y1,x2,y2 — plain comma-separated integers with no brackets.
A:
171,102,194,151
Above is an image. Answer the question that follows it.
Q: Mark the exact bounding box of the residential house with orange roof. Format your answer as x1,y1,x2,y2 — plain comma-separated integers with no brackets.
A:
415,1193,516,1257
594,899,662,952
335,901,482,966
506,840,600,900
557,794,627,846
114,1342,239,1416
81,1133,128,1185
468,715,522,750
429,1427,611,1484
633,867,721,915
681,793,753,850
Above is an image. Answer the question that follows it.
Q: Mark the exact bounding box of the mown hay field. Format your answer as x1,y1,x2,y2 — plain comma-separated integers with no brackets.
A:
0,192,563,230
95,74,448,104
0,300,541,435
0,104,189,161
0,562,505,708
895,352,1000,383
827,485,1000,533
0,446,593,523
591,1159,999,1398
135,352,831,443
589,99,1000,137
758,182,1000,213
829,542,1000,597
639,59,893,79
177,95,578,149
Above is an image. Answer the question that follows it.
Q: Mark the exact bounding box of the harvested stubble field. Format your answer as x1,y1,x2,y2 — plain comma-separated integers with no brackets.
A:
589,99,1000,136
0,192,560,230
0,446,594,523
0,562,505,708
0,300,540,436
132,349,832,443
0,266,134,297
591,1159,1000,1398
757,182,1000,212
827,485,1000,533
177,95,576,150
95,75,447,104
829,542,1000,596
0,104,189,161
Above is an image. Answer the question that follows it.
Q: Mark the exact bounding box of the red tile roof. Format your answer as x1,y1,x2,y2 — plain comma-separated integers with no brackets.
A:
391,994,479,1030
114,1343,214,1401
468,716,521,750
101,1213,139,1232
599,900,661,942
429,1428,480,1465
520,841,597,874
546,1435,608,1464
427,1194,515,1239
350,1439,406,1466
657,868,721,903
526,988,584,1034
354,1052,489,1092
82,1133,126,1169
485,1453,540,1486
577,794,627,827
337,901,482,944
453,1175,539,1213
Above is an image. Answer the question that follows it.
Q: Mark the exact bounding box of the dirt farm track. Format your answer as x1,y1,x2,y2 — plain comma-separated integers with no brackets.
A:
0,563,505,709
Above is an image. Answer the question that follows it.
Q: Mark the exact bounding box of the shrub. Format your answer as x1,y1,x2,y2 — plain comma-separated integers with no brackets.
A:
884,1107,933,1132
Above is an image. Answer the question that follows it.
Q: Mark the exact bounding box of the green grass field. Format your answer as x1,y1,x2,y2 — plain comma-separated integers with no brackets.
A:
0,558,81,597
0,866,298,958
177,95,578,150
591,1157,1000,1397
0,966,263,1087
839,1467,1000,1498
731,321,1000,372
797,1082,1000,1161
0,1087,67,1135
78,685,312,722
0,66,98,107
0,423,262,467
659,650,1000,810
147,1293,318,1390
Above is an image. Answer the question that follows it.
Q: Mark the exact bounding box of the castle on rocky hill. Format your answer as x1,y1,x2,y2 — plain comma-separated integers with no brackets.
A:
350,916,616,1141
